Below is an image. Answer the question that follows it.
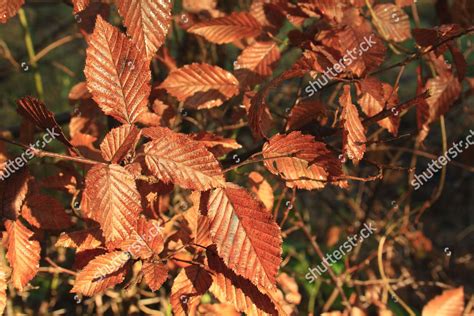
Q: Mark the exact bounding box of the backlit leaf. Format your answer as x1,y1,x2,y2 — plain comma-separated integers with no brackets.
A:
100,124,141,163
0,0,24,24
202,183,282,289
116,0,172,60
188,12,262,44
85,16,151,124
5,219,40,291
373,4,411,42
142,261,168,292
55,227,104,252
422,287,464,316
340,85,366,163
84,164,142,242
143,127,225,191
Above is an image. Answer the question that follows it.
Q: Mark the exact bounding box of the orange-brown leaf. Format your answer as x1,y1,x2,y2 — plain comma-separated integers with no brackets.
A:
21,194,72,230
203,183,282,289
262,132,345,190
5,219,40,291
71,251,130,296
100,124,141,163
170,265,212,316
85,16,151,124
0,0,24,24
143,127,225,191
188,12,262,44
72,0,89,13
55,227,104,252
285,100,326,132
357,77,400,136
340,85,366,163
373,4,411,42
142,261,168,291
235,41,281,88
159,63,239,109
422,287,464,316
84,164,142,242
424,73,462,125
116,0,172,60
248,171,274,211
116,216,164,259
190,132,242,157
207,247,279,315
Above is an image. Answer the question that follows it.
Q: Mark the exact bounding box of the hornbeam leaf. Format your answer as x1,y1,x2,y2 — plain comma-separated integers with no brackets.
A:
85,16,151,124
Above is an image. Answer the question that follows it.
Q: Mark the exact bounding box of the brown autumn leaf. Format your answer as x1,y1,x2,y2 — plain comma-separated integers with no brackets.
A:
202,183,282,290
249,0,285,31
142,261,169,292
373,4,411,42
235,41,281,88
198,303,240,316
143,127,225,191
84,164,142,242
422,287,464,316
116,0,172,60
55,227,104,252
5,219,40,291
0,261,9,315
16,96,73,148
100,124,141,163
340,85,366,163
71,251,130,296
21,194,72,230
424,73,462,124
70,132,103,161
170,265,212,316
0,168,30,220
188,12,262,44
299,0,345,24
357,77,400,136
262,131,345,190
190,131,242,157
159,63,239,109
72,0,89,13
206,247,280,316
248,171,274,211
183,0,217,14
285,99,327,132
85,16,151,124
0,0,24,24
178,191,212,248
116,216,164,259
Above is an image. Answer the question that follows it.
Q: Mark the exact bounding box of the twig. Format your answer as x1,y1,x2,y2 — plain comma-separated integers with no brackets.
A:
44,257,77,276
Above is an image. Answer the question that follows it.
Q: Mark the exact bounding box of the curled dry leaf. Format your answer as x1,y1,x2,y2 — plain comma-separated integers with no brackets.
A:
202,183,282,290
235,41,281,88
170,265,212,316
5,219,40,291
116,0,172,60
16,96,73,148
85,16,151,124
142,261,169,292
84,164,142,242
159,63,239,109
143,127,225,191
55,227,104,252
340,85,366,163
100,124,141,163
207,247,280,316
373,4,411,42
0,0,24,24
71,251,130,296
422,287,464,316
188,12,262,44
262,131,345,190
